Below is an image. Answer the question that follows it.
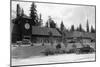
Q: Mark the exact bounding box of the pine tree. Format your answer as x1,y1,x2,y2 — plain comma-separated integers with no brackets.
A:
30,2,38,26
91,25,95,33
70,25,75,31
86,19,89,32
76,27,79,31
79,24,82,32
16,4,21,17
60,21,65,31
12,4,21,24
38,13,43,26
45,21,49,27
60,21,66,42
21,8,24,16
47,16,56,28
76,24,85,32
79,24,85,32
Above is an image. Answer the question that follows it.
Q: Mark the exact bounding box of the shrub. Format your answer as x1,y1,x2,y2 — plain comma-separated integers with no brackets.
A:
56,43,61,49
42,48,55,56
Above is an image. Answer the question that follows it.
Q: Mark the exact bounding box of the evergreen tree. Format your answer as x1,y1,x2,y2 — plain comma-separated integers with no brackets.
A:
76,24,85,32
30,2,39,26
79,24,82,32
60,21,66,42
21,8,24,16
70,25,75,31
80,24,85,32
16,4,21,17
45,21,49,27
86,19,89,32
47,16,56,28
38,13,43,26
60,21,65,31
91,25,95,33
76,27,79,31
12,4,21,24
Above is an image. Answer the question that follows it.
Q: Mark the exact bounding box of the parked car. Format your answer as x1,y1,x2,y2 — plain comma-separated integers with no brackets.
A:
16,41,22,46
66,44,94,54
22,39,32,45
75,45,94,54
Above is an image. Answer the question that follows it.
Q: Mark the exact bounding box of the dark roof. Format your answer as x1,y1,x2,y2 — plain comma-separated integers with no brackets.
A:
65,31,96,39
32,26,61,37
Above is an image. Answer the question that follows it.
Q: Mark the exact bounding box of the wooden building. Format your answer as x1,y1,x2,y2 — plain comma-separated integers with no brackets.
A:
64,31,96,43
11,15,61,44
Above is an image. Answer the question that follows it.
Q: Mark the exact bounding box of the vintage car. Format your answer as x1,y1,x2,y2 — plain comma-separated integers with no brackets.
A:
16,41,22,45
22,39,32,45
76,45,95,54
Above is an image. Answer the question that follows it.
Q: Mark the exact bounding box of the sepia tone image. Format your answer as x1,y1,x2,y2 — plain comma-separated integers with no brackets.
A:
11,0,96,66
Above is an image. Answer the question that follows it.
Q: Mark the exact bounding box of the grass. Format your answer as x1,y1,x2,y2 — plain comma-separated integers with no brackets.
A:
11,43,95,59
11,45,55,59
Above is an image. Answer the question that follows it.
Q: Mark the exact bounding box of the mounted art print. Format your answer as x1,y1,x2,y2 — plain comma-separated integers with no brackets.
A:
11,0,96,67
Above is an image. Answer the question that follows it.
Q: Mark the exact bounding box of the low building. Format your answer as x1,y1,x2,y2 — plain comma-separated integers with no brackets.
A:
11,15,61,44
64,31,96,43
63,31,96,50
31,26,61,43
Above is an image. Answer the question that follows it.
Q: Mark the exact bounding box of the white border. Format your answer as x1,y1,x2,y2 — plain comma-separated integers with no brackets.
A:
0,0,99,67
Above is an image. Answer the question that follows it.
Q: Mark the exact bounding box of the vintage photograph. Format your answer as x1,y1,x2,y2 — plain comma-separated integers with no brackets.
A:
11,0,96,66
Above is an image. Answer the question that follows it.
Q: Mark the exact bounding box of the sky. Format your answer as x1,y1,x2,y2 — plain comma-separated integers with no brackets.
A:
11,1,95,30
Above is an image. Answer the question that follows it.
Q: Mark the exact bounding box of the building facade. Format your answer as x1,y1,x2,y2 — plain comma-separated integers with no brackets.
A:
11,15,61,44
64,31,96,43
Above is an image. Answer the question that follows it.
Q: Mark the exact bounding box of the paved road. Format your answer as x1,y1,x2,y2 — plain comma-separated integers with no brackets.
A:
11,53,95,66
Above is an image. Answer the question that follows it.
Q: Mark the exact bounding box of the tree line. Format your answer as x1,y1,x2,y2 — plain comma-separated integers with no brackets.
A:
13,2,96,33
